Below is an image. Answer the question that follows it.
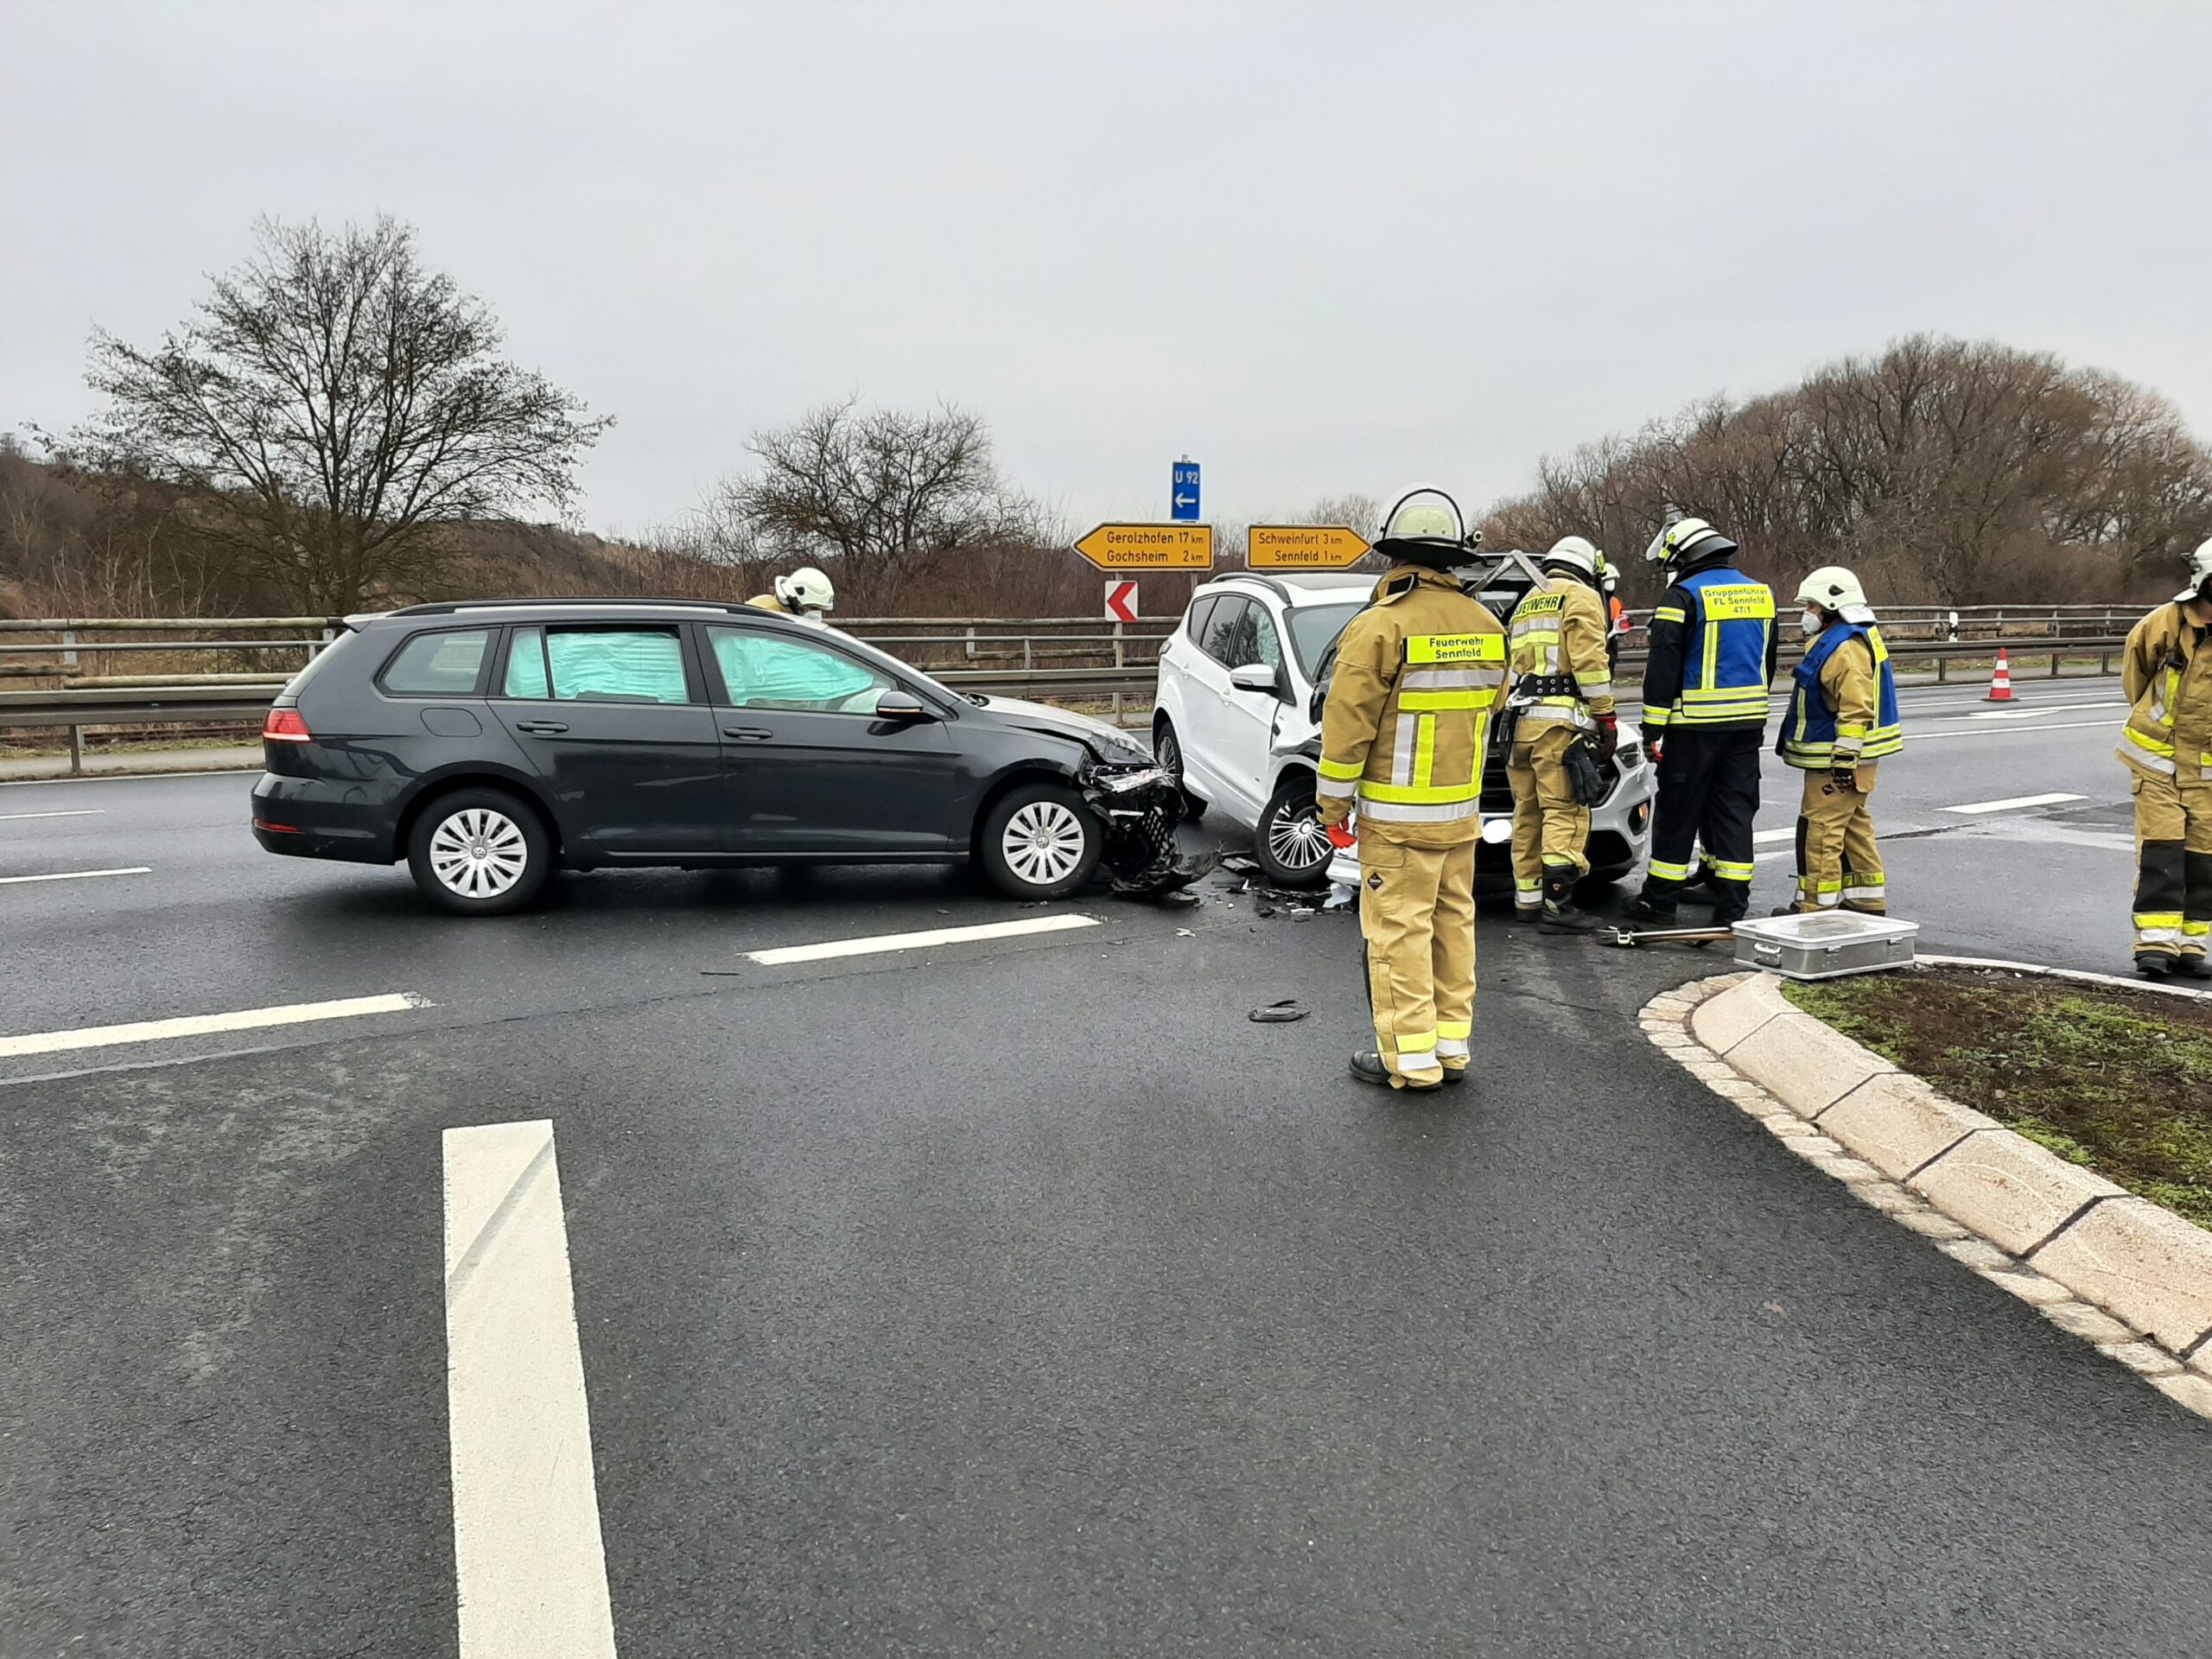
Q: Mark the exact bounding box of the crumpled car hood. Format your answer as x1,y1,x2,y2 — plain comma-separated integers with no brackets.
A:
973,696,1151,762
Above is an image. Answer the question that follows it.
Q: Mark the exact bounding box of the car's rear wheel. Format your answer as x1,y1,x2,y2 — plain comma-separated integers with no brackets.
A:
1153,716,1205,821
407,787,552,915
978,782,1102,900
1253,775,1333,890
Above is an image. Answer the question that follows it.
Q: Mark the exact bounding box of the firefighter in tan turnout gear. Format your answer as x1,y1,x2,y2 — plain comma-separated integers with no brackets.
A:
1315,489,1508,1090
1776,567,1901,915
1506,535,1619,932
2119,537,2212,979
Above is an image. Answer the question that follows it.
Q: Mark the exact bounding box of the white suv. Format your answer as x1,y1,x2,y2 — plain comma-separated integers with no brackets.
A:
1154,569,1656,893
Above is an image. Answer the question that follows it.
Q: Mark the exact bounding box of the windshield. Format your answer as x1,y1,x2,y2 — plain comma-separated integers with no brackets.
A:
1287,602,1363,675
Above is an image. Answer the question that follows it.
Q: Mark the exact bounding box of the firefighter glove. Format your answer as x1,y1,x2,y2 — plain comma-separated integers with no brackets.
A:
1316,794,1351,830
1830,760,1859,791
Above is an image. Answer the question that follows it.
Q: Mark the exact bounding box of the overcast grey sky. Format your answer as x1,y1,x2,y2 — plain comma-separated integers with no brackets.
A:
4,1,2209,538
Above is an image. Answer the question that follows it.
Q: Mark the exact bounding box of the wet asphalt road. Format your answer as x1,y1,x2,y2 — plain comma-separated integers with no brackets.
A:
3,677,2207,1658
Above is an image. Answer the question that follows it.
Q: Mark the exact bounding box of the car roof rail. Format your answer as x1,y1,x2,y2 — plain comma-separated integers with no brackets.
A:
384,597,760,618
1211,572,1294,606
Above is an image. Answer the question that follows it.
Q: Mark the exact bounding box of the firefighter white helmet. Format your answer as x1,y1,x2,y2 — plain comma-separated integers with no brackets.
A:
2178,536,2212,604
1543,535,1602,579
1796,565,1875,625
1374,486,1478,569
1643,514,1738,567
773,566,836,614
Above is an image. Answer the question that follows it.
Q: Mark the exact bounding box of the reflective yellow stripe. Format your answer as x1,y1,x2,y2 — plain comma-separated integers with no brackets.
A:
1406,632,1505,665
1436,1020,1472,1041
2124,727,2177,759
1318,757,1363,780
1643,708,1672,729
2135,912,2186,927
1400,689,1497,711
1649,859,1693,881
1357,797,1481,823
1413,714,1436,787
1653,606,1686,624
1357,779,1482,804
1673,701,1770,724
1708,859,1756,880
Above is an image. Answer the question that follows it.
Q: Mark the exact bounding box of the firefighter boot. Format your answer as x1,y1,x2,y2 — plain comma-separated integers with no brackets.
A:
1537,865,1599,934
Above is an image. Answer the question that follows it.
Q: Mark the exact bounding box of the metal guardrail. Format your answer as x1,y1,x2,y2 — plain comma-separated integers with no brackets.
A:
0,610,2138,774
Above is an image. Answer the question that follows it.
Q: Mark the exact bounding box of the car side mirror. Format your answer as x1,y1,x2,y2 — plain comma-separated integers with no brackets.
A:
1229,662,1279,696
874,690,938,721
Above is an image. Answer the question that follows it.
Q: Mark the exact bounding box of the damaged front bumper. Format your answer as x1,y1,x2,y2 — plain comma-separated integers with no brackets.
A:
1078,761,1217,897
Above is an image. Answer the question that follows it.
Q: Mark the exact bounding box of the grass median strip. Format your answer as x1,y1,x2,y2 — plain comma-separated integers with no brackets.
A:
1782,967,2212,1228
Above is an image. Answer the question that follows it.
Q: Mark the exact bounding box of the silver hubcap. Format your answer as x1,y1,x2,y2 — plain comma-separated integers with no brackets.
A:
1267,804,1331,871
1157,727,1180,779
1001,800,1087,887
428,806,529,899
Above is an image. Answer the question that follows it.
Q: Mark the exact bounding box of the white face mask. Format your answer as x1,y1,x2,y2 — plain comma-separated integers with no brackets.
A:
1800,608,1826,636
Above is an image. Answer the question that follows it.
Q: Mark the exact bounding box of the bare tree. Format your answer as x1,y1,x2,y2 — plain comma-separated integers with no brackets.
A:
74,216,611,612
717,397,1044,584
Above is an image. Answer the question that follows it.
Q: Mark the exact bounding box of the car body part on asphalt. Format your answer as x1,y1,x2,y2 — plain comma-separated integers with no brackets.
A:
248,598,1190,913
1154,564,1655,895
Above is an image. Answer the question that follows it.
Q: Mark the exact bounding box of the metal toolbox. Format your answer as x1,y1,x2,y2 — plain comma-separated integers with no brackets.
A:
1730,912,1919,981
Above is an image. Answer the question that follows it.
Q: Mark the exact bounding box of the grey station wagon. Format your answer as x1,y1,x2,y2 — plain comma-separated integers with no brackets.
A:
251,600,1192,914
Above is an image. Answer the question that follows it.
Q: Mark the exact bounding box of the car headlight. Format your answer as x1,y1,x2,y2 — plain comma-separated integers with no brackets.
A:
1095,766,1168,793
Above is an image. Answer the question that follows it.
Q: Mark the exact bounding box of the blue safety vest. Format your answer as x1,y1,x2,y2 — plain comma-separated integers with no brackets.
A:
1780,620,1903,767
1664,566,1775,726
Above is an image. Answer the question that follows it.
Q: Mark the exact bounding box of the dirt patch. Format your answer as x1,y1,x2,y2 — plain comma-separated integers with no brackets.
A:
1783,966,2212,1228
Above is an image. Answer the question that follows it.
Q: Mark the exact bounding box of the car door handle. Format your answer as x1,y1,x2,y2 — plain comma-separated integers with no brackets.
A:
723,726,774,741
512,720,569,735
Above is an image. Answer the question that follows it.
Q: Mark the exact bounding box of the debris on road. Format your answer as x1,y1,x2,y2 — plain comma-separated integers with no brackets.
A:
1249,999,1309,1023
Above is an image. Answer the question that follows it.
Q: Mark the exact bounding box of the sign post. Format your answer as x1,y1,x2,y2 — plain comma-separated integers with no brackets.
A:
1246,524,1372,571
1103,581,1140,624
1073,523,1213,571
1171,460,1201,522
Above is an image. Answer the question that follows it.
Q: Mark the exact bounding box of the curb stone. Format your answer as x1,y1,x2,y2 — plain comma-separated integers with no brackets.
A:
1643,970,2212,1424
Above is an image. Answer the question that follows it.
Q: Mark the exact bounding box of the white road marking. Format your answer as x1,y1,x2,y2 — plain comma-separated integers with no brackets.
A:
1903,719,2116,742
1755,849,1796,863
0,808,105,821
1941,792,2087,816
1752,828,1796,844
746,912,1102,965
443,1121,618,1659
0,866,150,886
1958,702,2120,721
0,992,426,1058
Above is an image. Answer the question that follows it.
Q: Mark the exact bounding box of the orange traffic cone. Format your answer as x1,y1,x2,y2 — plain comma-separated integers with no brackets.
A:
1986,647,2014,702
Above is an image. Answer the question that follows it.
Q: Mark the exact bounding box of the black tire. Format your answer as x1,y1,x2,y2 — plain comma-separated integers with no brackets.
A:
1153,716,1205,821
977,781,1103,900
1253,775,1334,891
406,785,554,916
1576,868,1630,903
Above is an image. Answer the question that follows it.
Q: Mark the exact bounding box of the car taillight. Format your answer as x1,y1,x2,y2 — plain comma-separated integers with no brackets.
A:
263,708,313,743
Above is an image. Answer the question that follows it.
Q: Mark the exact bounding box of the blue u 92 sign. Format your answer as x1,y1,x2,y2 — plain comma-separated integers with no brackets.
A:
1171,461,1201,522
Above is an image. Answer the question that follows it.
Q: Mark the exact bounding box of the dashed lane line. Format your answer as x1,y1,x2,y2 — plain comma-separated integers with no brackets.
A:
1752,829,1796,845
0,992,428,1059
443,1121,619,1659
0,809,105,822
745,911,1102,965
0,866,150,885
1901,718,2117,742
1941,792,2088,815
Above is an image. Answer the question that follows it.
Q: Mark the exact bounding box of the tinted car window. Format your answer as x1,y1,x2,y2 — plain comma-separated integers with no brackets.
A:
380,628,491,696
543,628,690,704
1200,595,1277,670
1287,601,1363,674
502,626,550,698
1183,595,1219,645
707,626,893,713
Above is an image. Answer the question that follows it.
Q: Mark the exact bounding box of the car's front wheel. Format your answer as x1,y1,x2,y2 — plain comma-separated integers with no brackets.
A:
978,782,1103,900
1153,716,1205,821
407,787,553,916
1253,775,1334,890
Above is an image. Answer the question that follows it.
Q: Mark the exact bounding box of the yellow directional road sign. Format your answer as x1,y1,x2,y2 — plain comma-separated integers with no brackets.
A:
1073,523,1213,571
1247,524,1371,570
